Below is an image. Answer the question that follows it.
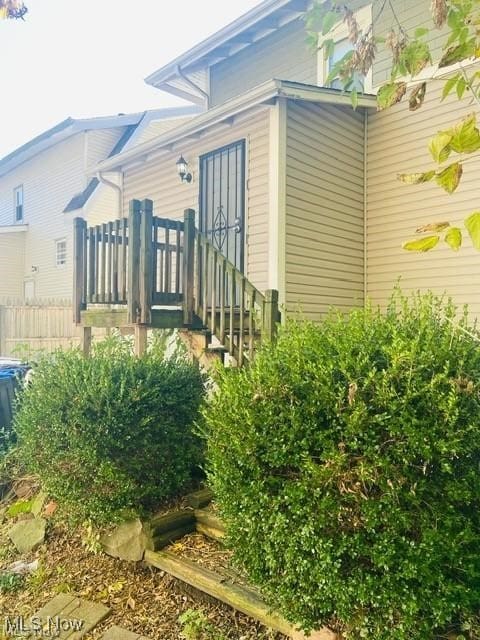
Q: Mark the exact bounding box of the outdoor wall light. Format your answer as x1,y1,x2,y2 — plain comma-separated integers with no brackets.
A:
176,155,192,183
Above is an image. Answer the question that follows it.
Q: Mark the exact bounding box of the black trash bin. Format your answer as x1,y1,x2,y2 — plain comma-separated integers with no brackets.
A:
0,360,29,453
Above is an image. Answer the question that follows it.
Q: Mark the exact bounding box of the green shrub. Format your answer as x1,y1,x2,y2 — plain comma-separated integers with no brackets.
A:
204,292,480,640
15,334,205,525
0,572,24,593
178,609,227,640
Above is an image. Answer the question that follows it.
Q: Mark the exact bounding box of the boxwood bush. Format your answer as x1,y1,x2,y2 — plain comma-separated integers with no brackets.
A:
204,292,480,640
15,334,205,525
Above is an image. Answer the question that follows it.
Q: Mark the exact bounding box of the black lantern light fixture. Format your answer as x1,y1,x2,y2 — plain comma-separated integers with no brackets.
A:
176,155,192,183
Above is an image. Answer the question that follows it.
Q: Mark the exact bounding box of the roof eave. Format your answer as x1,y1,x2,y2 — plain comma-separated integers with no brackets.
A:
91,80,376,175
144,0,306,88
0,224,28,234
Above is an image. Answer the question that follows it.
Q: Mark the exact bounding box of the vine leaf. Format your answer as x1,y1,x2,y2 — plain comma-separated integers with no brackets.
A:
398,170,435,184
465,212,480,250
428,131,452,163
416,222,450,232
445,227,462,251
442,74,460,100
377,82,407,110
439,41,476,68
321,10,339,35
449,113,480,154
409,82,427,111
403,236,440,252
435,162,463,194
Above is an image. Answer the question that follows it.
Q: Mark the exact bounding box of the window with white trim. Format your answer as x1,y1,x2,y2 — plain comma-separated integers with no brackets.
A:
14,185,23,222
55,238,67,268
318,4,373,93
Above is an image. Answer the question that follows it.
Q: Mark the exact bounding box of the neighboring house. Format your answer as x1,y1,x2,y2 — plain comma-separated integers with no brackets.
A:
0,106,200,301
77,0,480,329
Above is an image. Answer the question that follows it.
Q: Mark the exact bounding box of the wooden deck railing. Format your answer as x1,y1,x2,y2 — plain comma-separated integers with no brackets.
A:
194,232,278,365
73,199,279,364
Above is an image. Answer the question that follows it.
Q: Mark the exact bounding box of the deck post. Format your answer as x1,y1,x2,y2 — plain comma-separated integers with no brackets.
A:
263,289,279,342
183,209,196,326
127,199,142,324
139,199,154,325
134,325,148,357
80,326,92,357
73,217,87,324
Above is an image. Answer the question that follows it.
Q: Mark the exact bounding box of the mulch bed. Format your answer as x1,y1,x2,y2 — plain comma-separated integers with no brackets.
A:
0,485,285,640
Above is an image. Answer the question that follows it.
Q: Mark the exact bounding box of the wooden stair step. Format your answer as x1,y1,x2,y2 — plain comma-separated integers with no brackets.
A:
144,550,335,640
145,549,290,636
185,488,213,509
194,508,225,542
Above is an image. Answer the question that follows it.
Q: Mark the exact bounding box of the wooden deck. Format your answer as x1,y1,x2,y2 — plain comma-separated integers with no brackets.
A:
73,199,279,365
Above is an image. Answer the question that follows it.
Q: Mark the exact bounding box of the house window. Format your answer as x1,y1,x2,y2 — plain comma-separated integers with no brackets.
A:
318,4,373,93
55,239,67,268
14,185,23,222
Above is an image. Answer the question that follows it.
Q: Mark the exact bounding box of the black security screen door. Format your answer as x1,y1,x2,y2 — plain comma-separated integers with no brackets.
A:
199,140,246,273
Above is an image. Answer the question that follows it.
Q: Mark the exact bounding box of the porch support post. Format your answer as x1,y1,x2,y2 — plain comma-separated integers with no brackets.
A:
80,326,92,357
73,217,87,324
183,209,196,326
263,289,279,342
134,325,148,357
139,199,154,325
127,199,142,324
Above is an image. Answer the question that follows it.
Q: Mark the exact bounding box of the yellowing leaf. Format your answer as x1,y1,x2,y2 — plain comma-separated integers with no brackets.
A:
465,211,480,250
439,41,476,68
435,162,463,194
6,498,33,518
449,113,480,154
108,580,125,594
377,82,407,110
428,131,452,163
416,221,450,233
398,170,435,184
409,82,427,111
403,236,440,252
445,227,462,251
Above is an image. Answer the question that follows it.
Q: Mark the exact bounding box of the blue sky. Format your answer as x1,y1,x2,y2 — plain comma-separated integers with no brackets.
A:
0,0,261,158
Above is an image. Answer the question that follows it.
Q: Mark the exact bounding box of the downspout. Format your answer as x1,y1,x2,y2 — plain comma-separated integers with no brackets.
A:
176,65,210,108
363,109,368,307
97,171,123,217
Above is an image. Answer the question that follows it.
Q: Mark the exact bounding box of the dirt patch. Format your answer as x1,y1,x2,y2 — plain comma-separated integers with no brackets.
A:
0,496,285,639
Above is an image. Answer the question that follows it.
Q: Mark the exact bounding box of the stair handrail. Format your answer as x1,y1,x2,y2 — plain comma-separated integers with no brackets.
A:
182,209,279,365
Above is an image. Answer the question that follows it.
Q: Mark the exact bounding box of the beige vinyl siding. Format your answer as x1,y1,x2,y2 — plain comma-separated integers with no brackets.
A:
86,129,124,171
0,233,25,298
285,101,365,319
85,175,122,227
134,118,195,146
372,0,448,87
210,19,317,108
123,108,271,291
0,134,88,300
80,128,127,227
366,77,480,316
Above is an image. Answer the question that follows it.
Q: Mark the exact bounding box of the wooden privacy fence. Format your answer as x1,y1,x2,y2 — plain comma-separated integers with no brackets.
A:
73,198,280,366
0,300,82,358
